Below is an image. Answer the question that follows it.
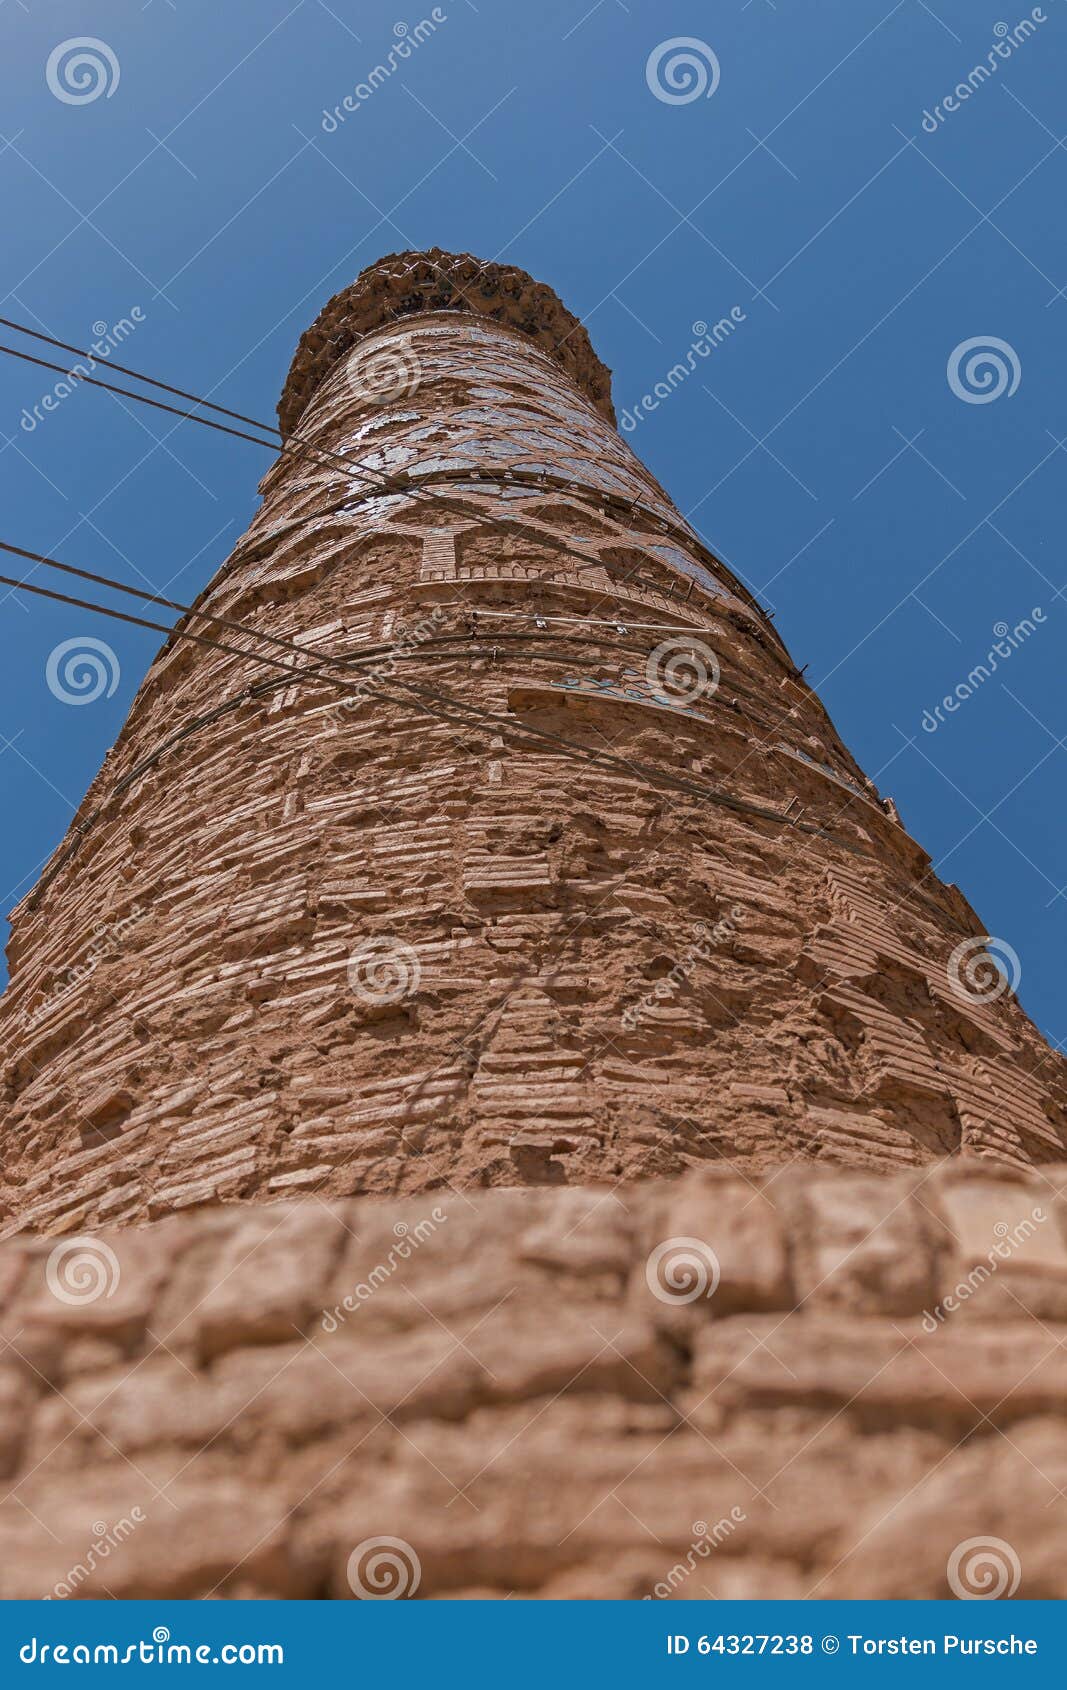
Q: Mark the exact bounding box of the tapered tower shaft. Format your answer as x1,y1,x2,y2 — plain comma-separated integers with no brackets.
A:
2,250,1063,1233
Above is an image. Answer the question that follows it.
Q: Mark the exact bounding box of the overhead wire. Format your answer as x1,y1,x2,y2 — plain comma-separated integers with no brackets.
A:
2,319,598,513
0,321,828,815
0,311,631,477
0,339,658,605
0,315,780,643
0,314,279,433
0,535,812,751
1,321,843,894
0,538,848,907
0,340,406,501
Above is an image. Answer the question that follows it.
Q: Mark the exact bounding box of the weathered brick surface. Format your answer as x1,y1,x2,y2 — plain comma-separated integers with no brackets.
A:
1,253,1064,1601
0,251,1063,1225
0,1166,1063,1598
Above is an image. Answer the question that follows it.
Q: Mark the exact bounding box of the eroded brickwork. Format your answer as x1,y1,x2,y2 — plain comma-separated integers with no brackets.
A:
0,1165,1064,1599
1,249,1064,1238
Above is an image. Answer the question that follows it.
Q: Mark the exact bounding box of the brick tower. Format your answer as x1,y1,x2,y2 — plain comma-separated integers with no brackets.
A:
1,248,1065,1235
1,252,1065,1601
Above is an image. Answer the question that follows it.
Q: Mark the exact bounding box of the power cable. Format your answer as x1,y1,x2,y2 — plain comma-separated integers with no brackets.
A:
0,314,279,434
0,317,776,640
1,326,827,857
2,553,846,906
0,538,811,750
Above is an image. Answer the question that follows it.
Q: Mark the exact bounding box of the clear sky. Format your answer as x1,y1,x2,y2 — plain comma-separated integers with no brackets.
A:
0,0,1064,1044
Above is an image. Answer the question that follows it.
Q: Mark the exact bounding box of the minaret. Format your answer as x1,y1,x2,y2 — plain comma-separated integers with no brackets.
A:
2,249,1064,1233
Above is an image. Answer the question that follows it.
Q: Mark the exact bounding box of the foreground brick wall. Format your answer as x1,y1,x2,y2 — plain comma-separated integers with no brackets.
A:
0,1163,1064,1599
2,254,1065,1603
1,250,1064,1234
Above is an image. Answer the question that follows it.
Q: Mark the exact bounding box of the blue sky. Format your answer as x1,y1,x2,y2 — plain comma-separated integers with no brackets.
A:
0,0,1064,1043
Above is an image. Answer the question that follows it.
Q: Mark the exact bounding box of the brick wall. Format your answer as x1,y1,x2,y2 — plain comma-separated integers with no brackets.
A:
0,1163,1064,1599
2,252,1064,1232
2,254,1065,1602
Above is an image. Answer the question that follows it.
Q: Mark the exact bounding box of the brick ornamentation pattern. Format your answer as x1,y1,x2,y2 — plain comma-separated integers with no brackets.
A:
1,251,1064,1597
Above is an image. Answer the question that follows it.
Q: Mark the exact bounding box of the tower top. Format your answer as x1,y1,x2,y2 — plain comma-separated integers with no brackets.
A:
277,247,615,437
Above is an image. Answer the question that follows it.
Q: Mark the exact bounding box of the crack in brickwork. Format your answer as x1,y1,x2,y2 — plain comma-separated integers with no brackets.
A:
1,253,1065,1600
1,257,1064,1234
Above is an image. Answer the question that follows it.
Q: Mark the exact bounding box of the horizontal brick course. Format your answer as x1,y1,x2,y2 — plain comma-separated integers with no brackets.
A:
0,1166,1063,1597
